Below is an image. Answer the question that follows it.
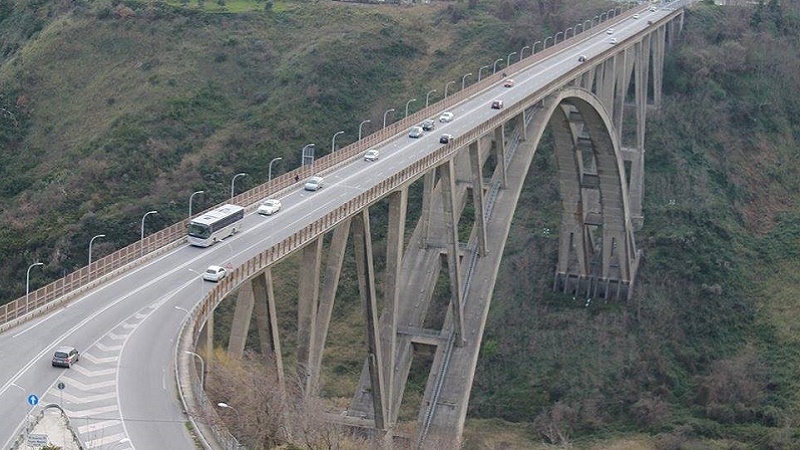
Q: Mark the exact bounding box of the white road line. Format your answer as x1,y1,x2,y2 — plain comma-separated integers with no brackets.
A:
84,432,128,448
81,353,119,365
96,343,123,352
71,365,116,377
65,404,119,418
107,332,128,340
57,376,116,391
59,391,116,404
77,419,121,434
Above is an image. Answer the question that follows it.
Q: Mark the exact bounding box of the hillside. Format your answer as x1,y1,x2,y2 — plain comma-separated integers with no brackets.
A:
3,0,800,448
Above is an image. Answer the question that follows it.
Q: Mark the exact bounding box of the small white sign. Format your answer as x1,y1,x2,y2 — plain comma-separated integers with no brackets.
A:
28,434,48,446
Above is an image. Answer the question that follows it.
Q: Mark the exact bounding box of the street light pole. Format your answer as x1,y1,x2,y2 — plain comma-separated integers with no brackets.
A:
405,98,417,118
444,81,455,98
186,351,206,389
88,234,106,267
141,210,158,243
358,119,370,140
26,262,44,314
189,190,204,218
268,157,282,182
331,131,344,153
217,402,241,427
478,65,490,81
492,58,503,74
230,173,247,200
506,52,517,69
383,108,395,129
461,73,472,90
425,89,437,107
520,45,530,60
533,40,541,54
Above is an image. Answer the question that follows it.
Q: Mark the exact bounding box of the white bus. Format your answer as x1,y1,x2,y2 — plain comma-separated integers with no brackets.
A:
187,204,245,247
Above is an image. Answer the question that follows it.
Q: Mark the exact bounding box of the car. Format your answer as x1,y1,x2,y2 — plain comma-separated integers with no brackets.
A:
409,126,424,138
52,346,80,368
202,265,228,282
421,119,436,131
633,13,640,19
609,37,618,45
647,20,653,25
439,111,454,122
439,134,454,144
650,6,656,11
503,78,515,88
491,100,503,109
364,149,380,162
257,199,282,215
304,176,324,191
578,55,587,62
606,27,614,34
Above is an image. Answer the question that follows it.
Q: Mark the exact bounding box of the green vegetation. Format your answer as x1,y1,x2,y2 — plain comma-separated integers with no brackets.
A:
3,0,800,447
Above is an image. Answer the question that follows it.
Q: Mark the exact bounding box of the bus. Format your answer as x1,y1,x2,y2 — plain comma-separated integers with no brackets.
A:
187,204,245,247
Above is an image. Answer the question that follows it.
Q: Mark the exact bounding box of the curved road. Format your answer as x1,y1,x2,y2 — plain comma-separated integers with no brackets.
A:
0,7,671,449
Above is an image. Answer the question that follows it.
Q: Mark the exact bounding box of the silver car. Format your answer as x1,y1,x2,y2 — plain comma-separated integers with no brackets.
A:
304,176,324,191
52,346,80,368
408,126,424,138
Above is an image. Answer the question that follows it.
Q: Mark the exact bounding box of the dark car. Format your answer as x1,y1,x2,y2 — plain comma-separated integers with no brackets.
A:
491,100,504,109
421,119,436,131
52,346,80,368
439,134,454,144
578,55,587,62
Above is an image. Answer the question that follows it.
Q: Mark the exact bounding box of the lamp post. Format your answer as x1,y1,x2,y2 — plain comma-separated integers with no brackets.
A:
532,40,541,54
555,31,564,44
478,65,490,81
189,190,204,218
565,27,573,39
331,131,344,153
444,81,455,98
461,73,472,90
230,173,247,200
140,210,158,243
301,144,315,171
520,45,530,60
492,58,503,74
186,351,206,389
506,52,516,69
383,109,394,129
404,98,417,118
26,262,44,314
358,120,370,140
88,234,106,267
543,36,553,49
217,402,241,427
268,157,282,182
425,89,437,107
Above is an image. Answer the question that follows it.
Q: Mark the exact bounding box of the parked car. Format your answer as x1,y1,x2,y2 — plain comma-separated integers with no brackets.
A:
439,134,453,144
578,55,587,62
503,78,515,88
439,111,454,122
364,149,380,162
257,199,282,215
491,100,504,109
52,346,80,368
421,119,436,131
304,176,324,191
409,126,424,138
202,265,228,282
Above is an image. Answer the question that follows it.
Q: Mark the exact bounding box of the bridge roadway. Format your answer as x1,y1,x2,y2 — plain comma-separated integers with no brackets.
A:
0,5,676,449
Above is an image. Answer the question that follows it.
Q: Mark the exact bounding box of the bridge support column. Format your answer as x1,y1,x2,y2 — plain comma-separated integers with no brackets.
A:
599,58,616,113
383,189,407,425
297,238,323,394
198,311,214,379
439,160,466,346
253,269,285,391
628,39,649,228
308,219,351,394
352,209,387,429
419,169,435,249
227,281,255,358
493,125,507,189
652,26,665,109
469,141,488,256
515,110,527,142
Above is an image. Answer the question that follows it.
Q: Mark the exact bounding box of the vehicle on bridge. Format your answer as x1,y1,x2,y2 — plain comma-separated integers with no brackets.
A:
187,204,245,247
439,111,454,122
364,149,380,161
503,78,515,88
578,55,587,62
52,346,80,368
439,134,453,144
421,119,436,131
409,126,424,138
202,265,228,282
304,176,324,191
491,99,503,109
257,199,282,216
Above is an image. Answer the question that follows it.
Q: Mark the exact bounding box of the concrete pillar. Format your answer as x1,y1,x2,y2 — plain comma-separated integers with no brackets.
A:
198,311,214,378
653,27,665,109
468,141,488,256
515,110,527,141
227,281,255,358
629,39,648,228
352,209,387,429
439,160,465,346
309,219,351,394
297,238,323,394
419,169,435,249
253,269,285,391
493,125,507,189
600,58,616,112
383,188,407,425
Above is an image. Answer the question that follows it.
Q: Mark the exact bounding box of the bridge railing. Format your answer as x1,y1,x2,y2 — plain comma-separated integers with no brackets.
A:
0,2,639,332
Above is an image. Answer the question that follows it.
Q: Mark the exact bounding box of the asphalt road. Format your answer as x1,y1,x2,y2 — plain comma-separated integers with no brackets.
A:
0,6,672,449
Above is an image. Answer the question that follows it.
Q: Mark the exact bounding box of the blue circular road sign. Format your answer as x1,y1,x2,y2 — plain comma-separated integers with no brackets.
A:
27,394,39,406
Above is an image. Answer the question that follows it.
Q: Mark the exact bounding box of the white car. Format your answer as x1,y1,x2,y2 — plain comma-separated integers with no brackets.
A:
439,111,454,122
257,199,282,215
633,13,640,19
408,126,424,138
609,37,618,45
364,149,379,161
202,265,228,282
606,27,614,34
304,176,324,191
